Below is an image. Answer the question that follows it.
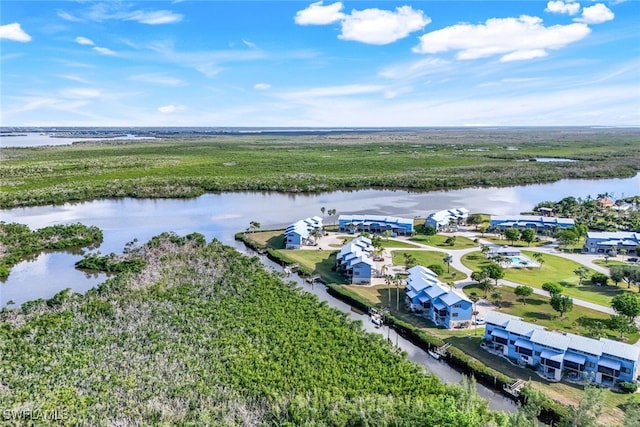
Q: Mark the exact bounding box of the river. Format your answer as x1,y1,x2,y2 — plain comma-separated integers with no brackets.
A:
1,174,638,412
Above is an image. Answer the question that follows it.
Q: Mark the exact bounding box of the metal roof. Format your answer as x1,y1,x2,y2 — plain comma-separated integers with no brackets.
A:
530,329,570,351
600,338,640,362
505,320,543,337
484,311,521,327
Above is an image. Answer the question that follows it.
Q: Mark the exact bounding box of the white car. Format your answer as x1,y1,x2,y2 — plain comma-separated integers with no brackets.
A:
474,317,486,325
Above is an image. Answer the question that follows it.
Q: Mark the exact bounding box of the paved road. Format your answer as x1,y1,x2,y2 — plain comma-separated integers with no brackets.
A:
382,232,617,316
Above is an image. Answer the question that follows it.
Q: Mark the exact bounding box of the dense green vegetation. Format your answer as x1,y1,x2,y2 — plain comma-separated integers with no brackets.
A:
533,195,640,232
1,233,517,426
1,129,639,207
0,222,103,278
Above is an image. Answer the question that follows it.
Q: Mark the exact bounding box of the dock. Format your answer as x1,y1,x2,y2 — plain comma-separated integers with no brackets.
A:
283,263,299,275
503,379,526,397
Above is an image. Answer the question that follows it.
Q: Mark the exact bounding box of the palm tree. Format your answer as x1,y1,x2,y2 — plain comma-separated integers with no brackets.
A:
328,209,337,225
532,252,544,268
443,255,453,273
320,206,326,222
311,228,323,245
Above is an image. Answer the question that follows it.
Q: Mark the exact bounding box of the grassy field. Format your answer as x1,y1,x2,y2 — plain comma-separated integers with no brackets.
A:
243,230,285,249
2,129,639,208
391,250,465,283
448,336,628,426
380,239,421,249
478,235,553,248
461,250,626,306
343,283,632,425
461,283,638,343
409,234,478,249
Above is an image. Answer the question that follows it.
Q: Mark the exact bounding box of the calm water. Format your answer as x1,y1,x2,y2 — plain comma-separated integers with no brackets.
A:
2,175,638,413
0,132,156,147
1,173,638,306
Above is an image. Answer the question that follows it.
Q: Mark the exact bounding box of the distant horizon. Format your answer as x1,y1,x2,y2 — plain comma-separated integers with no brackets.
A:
2,1,638,127
2,125,640,131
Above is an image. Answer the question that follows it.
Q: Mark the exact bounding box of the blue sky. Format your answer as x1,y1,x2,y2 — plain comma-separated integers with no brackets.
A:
1,1,638,127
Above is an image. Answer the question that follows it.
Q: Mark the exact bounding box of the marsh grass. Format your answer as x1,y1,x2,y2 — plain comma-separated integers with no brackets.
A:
2,130,639,208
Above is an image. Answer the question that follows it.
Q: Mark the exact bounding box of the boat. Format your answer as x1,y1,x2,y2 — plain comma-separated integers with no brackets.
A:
369,307,384,327
428,350,441,360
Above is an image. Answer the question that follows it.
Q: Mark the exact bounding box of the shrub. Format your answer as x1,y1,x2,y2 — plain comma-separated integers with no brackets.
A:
428,264,445,275
618,381,638,394
590,272,609,286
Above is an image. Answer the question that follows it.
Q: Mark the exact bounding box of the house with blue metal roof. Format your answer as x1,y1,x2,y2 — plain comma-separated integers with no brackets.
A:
335,236,375,284
338,214,414,236
484,311,640,386
583,231,640,255
425,208,470,230
490,215,575,232
405,265,473,328
285,216,323,249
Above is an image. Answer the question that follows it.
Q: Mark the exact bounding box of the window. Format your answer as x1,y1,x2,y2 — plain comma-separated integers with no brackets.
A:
510,340,515,345
621,367,631,374
586,362,595,368
535,351,541,356
452,313,459,318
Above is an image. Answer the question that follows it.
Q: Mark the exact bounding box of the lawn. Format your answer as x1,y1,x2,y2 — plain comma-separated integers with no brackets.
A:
273,249,347,284
342,279,634,425
461,283,638,343
593,259,628,269
342,285,479,339
409,234,478,249
448,336,628,426
391,250,465,283
379,239,421,249
478,235,553,248
461,250,626,307
344,283,631,426
244,230,285,249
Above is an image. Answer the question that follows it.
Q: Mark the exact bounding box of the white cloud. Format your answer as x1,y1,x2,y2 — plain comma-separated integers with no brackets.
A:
93,46,117,56
281,84,386,99
413,15,591,62
379,57,452,80
295,3,430,45
57,11,84,22
0,23,32,42
295,1,345,25
545,1,581,16
339,6,431,45
158,104,187,113
60,88,102,99
125,10,183,25
128,74,186,86
501,49,549,62
75,36,95,46
59,4,182,25
575,4,614,24
254,83,272,90
242,39,257,49
58,75,92,84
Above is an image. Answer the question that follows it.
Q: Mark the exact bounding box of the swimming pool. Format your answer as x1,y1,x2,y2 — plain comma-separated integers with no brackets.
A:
508,256,537,268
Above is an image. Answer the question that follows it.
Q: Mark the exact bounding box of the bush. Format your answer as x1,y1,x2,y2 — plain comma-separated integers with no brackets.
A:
590,272,609,286
618,381,638,394
423,225,437,236
428,264,445,275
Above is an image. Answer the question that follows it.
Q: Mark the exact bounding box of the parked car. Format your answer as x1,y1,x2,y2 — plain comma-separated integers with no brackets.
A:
628,257,639,263
474,317,486,325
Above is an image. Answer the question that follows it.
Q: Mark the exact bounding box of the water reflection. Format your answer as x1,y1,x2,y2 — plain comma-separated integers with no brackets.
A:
1,173,638,307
